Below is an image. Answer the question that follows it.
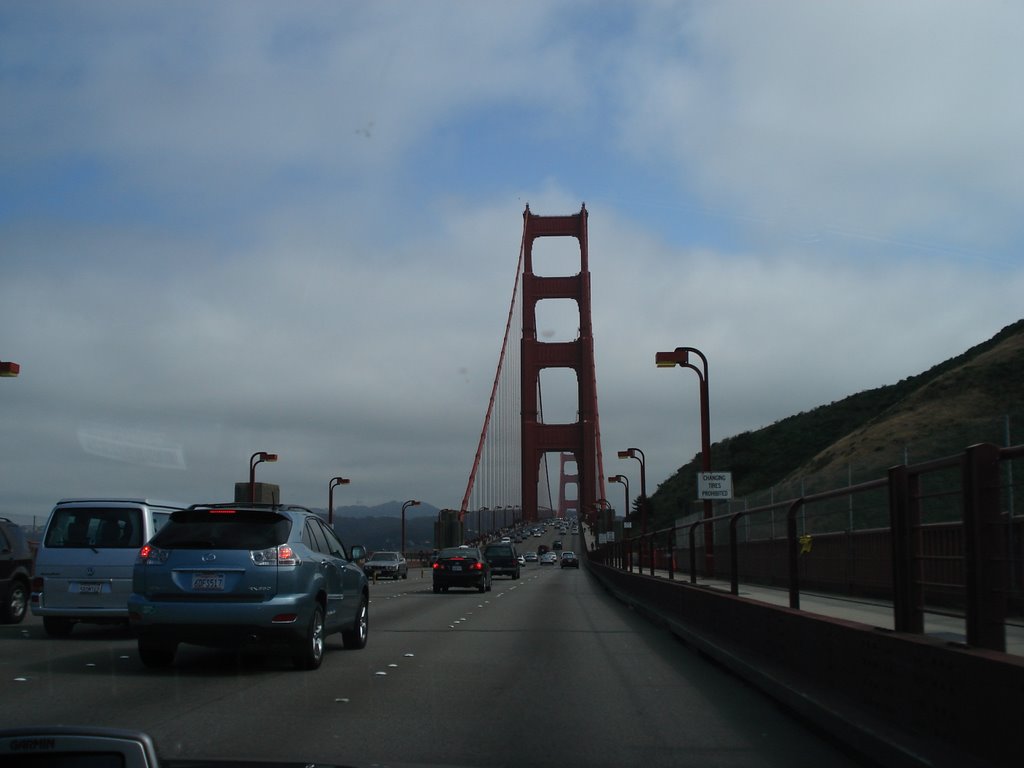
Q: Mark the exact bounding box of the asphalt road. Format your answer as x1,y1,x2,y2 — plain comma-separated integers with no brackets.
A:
0,542,869,767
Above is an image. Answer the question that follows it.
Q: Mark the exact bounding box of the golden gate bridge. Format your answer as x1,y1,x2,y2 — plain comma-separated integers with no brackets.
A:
456,204,606,535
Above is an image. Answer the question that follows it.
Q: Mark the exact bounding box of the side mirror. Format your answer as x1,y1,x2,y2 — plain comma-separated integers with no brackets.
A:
350,544,366,564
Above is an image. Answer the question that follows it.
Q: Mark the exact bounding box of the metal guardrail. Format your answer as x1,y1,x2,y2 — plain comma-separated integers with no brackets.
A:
590,442,1023,653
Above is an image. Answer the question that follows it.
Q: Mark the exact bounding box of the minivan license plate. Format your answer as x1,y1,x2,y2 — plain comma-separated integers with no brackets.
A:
77,582,103,594
192,572,224,591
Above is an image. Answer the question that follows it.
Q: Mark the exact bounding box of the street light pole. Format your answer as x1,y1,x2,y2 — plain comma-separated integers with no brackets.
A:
656,346,714,576
607,474,630,522
328,476,350,524
249,451,278,504
401,500,420,558
617,448,647,534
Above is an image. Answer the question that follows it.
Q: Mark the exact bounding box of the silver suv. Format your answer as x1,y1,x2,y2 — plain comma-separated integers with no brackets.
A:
128,503,368,670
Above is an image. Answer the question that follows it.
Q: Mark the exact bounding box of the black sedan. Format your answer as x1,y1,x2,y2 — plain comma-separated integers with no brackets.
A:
560,551,579,568
432,546,492,593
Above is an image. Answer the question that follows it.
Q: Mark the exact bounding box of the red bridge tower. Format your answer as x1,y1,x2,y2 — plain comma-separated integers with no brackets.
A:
520,205,604,523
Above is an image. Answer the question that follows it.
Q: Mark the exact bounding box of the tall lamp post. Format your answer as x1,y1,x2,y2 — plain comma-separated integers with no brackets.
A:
249,451,278,504
617,448,647,535
401,499,420,558
656,346,714,576
608,475,630,523
328,476,350,524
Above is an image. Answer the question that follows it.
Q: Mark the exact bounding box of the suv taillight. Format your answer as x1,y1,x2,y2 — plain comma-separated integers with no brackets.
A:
251,544,300,566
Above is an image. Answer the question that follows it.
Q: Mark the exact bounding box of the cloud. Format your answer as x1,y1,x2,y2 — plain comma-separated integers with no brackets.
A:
611,1,1024,255
1,2,1022,520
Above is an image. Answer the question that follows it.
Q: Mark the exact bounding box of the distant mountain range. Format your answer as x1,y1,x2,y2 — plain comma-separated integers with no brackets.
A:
316,500,441,520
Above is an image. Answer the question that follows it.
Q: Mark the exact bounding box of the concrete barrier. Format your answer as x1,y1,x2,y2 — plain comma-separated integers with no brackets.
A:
587,560,1021,768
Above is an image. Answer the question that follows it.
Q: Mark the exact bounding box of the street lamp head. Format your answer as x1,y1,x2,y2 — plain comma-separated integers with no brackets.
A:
608,475,626,484
330,477,351,487
256,452,278,463
0,361,20,377
655,348,689,368
616,449,632,459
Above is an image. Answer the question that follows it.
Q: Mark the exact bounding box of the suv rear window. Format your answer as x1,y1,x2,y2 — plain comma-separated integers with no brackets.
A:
484,544,514,558
44,507,143,548
152,509,290,550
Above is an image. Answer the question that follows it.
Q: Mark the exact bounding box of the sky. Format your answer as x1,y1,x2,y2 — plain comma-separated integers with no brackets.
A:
2,1,1024,525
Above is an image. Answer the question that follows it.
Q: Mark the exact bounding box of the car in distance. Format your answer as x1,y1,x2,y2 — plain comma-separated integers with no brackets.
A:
483,542,520,579
31,498,185,636
363,551,408,580
539,551,558,565
128,503,368,670
524,552,538,563
432,546,491,593
560,551,579,568
0,517,33,624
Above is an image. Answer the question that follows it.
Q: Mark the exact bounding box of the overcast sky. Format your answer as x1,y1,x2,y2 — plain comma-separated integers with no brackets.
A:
2,1,1023,524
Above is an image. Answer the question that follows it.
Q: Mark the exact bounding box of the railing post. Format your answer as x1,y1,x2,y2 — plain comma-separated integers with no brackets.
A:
729,514,740,595
889,463,924,633
649,531,656,576
668,526,676,581
963,443,1006,651
689,522,698,584
787,499,803,609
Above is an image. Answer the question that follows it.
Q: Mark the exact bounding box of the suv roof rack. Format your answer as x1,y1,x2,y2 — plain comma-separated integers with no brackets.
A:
186,502,314,513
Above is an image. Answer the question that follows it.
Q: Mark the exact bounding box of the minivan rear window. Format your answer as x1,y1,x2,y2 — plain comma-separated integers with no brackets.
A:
44,507,143,549
152,509,290,550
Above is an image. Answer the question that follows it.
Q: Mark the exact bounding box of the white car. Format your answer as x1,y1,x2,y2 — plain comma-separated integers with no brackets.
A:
539,552,558,565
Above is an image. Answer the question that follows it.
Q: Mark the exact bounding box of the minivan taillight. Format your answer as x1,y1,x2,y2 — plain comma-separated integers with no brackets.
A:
137,545,169,564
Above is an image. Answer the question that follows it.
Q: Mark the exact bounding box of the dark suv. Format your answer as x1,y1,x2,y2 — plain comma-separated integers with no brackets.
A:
0,518,32,624
128,503,368,670
483,542,520,579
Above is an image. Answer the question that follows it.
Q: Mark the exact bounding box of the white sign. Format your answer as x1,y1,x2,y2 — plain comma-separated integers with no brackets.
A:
698,471,733,500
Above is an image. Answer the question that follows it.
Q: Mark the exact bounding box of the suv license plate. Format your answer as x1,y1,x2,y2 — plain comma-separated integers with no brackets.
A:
77,582,104,594
192,573,225,591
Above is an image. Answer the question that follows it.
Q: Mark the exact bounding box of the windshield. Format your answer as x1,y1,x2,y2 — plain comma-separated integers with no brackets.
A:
43,508,143,549
152,510,291,550
1,4,1017,768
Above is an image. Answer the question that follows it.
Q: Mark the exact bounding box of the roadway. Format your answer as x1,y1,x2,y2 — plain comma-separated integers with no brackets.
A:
0,531,871,767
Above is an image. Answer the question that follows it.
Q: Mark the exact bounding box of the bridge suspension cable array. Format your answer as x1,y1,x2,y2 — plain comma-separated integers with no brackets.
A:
459,224,527,520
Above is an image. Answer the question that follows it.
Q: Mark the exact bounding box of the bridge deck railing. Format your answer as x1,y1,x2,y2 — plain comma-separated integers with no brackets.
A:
588,441,1024,653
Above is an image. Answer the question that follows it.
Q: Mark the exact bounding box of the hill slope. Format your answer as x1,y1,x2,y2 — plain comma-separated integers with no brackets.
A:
646,319,1024,524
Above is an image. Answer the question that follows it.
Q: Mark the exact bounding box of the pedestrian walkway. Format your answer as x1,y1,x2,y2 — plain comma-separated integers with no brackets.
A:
683,574,1024,657
583,530,1024,657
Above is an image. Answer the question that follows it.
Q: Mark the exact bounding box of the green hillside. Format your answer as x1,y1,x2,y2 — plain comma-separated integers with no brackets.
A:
645,319,1024,527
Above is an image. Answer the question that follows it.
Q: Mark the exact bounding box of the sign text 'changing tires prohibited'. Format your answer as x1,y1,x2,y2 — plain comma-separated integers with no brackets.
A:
698,472,733,500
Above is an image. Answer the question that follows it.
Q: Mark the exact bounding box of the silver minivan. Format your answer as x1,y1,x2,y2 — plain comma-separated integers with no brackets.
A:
31,498,185,636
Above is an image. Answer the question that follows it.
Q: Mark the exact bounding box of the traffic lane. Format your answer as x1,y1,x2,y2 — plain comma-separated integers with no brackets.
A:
147,564,865,767
0,566,866,767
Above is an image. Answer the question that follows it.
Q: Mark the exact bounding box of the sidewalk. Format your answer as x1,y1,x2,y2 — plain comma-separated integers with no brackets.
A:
583,532,1024,656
